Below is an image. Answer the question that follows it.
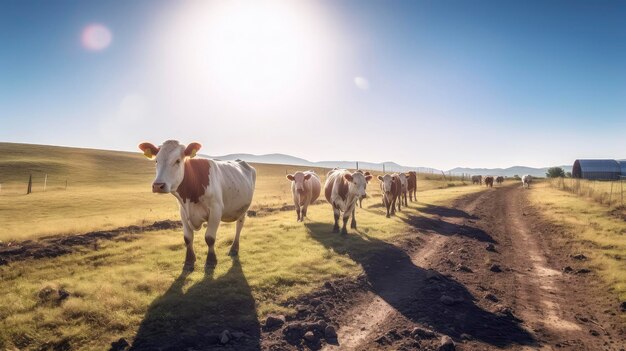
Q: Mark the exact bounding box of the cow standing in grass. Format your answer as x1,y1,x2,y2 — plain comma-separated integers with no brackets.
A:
139,140,256,271
472,175,482,185
356,170,371,208
406,171,417,202
522,174,532,188
496,176,504,185
378,174,401,217
324,169,372,234
484,176,494,188
286,171,321,222
398,173,409,206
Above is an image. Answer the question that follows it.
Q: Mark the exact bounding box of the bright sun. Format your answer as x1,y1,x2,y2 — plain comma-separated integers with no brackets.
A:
162,0,340,110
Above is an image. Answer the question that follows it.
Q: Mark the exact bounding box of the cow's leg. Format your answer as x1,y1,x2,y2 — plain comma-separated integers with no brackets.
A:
385,198,390,218
391,198,396,215
301,201,309,221
229,215,245,256
350,207,357,229
397,195,402,212
204,211,221,270
332,207,340,233
182,220,195,272
341,211,350,235
358,197,362,208
295,204,301,222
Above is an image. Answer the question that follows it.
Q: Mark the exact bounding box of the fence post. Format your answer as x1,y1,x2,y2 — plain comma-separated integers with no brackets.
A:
27,174,32,194
43,174,48,192
609,181,613,207
65,180,68,191
356,161,359,170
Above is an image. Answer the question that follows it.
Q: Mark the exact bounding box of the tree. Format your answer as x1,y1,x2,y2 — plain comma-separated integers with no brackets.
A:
565,172,572,178
546,167,565,178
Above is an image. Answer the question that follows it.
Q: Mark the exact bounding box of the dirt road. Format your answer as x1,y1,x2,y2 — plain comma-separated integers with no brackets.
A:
263,185,625,350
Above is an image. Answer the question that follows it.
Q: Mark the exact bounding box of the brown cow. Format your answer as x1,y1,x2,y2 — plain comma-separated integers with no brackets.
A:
484,176,494,188
496,176,504,185
378,174,401,217
472,175,482,185
286,171,321,222
406,171,417,202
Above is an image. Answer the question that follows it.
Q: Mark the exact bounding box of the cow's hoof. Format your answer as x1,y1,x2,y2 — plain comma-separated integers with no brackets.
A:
183,262,195,272
341,228,348,235
332,225,339,233
228,248,239,257
350,222,357,229
386,214,390,218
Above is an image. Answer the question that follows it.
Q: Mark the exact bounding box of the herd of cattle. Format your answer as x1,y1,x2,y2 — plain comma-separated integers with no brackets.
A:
472,174,532,189
138,140,533,270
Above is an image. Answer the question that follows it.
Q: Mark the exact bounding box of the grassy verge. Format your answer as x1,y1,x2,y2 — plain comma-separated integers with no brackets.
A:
528,183,626,306
0,184,482,350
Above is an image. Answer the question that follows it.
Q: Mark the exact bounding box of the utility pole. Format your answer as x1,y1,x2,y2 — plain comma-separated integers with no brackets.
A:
27,174,32,194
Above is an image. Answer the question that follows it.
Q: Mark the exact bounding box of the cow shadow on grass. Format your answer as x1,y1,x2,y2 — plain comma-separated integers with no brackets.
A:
130,258,260,351
304,222,535,348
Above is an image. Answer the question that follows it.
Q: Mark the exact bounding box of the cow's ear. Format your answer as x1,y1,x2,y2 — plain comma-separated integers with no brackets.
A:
377,175,383,181
184,142,202,158
365,175,373,182
139,142,159,159
344,173,353,182
286,174,295,181
304,174,312,180
364,172,371,176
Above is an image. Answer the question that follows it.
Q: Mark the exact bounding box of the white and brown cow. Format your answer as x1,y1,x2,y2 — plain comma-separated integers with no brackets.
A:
355,170,371,208
522,174,532,188
286,171,321,222
398,173,409,206
378,174,401,217
324,169,372,234
139,140,256,271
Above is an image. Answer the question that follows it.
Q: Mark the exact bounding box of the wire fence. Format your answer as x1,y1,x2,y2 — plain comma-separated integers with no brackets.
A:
549,177,625,209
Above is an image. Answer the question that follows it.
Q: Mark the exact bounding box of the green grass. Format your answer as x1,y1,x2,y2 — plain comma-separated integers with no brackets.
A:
528,183,626,308
0,142,484,350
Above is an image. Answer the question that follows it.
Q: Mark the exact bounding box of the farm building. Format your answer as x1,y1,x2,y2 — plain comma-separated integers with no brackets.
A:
572,159,626,180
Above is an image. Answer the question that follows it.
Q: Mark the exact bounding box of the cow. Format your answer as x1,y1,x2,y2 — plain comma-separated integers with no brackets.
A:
398,173,409,206
324,169,372,234
377,174,401,217
496,176,504,185
472,175,482,185
139,140,256,271
355,170,371,208
484,176,494,188
406,171,417,202
522,174,532,188
286,171,321,222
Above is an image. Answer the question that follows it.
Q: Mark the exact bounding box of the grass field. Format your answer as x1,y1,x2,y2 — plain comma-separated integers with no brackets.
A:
528,183,626,306
0,142,483,350
0,142,469,241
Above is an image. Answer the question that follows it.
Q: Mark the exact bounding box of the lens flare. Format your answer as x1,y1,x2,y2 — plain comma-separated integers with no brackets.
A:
81,24,112,51
354,76,370,90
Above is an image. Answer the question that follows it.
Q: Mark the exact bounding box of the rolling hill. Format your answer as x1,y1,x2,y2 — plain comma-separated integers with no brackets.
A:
447,165,573,178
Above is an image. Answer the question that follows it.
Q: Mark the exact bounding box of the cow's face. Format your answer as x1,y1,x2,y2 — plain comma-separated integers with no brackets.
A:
286,172,312,195
378,174,393,200
139,140,201,194
345,172,372,199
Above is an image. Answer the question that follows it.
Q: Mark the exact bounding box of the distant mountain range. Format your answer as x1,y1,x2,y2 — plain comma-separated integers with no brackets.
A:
201,153,437,174
448,165,573,178
201,152,572,177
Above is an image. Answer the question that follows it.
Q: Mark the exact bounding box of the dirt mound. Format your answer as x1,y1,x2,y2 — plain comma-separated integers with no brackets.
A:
0,220,181,265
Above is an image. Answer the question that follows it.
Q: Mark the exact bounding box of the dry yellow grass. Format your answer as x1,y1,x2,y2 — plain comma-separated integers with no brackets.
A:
528,183,626,308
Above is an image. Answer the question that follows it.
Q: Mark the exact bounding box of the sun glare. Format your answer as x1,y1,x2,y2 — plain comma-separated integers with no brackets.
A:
81,24,112,51
161,0,341,110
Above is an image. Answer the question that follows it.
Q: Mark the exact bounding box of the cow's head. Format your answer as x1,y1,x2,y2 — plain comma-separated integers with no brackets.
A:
286,171,312,194
344,171,372,199
377,174,394,200
138,140,201,194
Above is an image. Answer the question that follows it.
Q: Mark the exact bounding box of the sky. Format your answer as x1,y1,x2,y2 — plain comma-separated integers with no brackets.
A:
1,0,625,170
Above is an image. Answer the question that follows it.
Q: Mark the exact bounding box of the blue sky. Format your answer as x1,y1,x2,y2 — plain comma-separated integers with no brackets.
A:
1,0,625,170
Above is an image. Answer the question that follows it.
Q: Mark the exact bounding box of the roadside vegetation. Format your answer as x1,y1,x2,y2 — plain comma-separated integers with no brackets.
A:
528,183,626,310
0,143,483,350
